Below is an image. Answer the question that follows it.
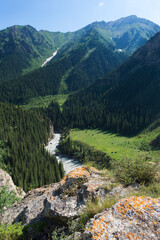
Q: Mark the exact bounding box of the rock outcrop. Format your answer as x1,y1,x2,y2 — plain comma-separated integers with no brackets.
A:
83,196,160,240
0,168,25,198
0,167,112,225
1,166,160,240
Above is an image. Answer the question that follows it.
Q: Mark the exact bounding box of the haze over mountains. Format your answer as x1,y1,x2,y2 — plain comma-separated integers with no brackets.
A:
0,15,159,104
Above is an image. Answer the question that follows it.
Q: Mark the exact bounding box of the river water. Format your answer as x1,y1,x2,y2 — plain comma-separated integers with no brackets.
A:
45,133,83,175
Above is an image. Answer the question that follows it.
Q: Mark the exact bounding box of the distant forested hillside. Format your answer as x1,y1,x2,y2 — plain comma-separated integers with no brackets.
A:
0,25,58,82
61,32,160,135
0,35,126,104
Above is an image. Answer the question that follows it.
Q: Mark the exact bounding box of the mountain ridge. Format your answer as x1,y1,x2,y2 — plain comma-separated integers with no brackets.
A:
0,15,159,104
61,30,160,134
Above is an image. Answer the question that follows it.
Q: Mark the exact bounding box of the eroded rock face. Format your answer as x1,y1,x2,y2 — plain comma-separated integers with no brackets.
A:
83,196,160,240
0,168,25,198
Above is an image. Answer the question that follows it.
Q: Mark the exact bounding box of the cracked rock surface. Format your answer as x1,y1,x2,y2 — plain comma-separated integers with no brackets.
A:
83,196,160,240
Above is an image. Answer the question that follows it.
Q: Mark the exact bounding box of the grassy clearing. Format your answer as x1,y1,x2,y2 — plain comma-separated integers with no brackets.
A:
70,119,160,162
22,94,69,110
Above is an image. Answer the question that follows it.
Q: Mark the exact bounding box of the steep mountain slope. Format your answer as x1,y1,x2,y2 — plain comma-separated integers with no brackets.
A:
103,15,160,55
49,15,160,92
0,16,159,104
51,15,160,59
62,31,160,135
0,25,57,82
52,27,127,93
0,27,127,104
40,30,75,50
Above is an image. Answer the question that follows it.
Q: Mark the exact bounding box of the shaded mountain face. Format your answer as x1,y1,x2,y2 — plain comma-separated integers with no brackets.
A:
0,25,56,82
0,15,159,104
50,27,128,93
62,31,160,135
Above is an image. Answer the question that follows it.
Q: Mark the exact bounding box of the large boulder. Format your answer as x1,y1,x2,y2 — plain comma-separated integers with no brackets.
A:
83,196,160,240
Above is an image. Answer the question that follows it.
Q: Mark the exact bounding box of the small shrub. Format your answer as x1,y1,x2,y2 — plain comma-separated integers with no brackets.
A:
78,197,118,231
52,229,74,240
0,187,20,212
0,223,24,240
23,221,47,238
112,155,157,186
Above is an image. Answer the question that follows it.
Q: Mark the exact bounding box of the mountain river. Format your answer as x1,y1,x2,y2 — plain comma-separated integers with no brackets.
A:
45,133,83,175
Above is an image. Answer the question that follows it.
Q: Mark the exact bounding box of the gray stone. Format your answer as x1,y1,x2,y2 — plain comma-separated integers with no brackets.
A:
0,168,25,198
83,196,160,240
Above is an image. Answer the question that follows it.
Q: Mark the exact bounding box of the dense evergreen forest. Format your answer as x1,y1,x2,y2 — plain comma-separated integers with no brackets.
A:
0,38,126,104
60,32,160,135
0,15,159,105
44,94,150,136
0,103,64,191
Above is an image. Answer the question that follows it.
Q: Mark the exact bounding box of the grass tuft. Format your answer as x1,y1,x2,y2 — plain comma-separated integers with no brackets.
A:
78,197,118,231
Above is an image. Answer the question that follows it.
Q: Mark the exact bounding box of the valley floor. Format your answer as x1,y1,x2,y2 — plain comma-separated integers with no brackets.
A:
70,123,160,162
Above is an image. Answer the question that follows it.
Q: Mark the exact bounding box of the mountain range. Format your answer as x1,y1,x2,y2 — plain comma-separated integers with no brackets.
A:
62,30,160,134
1,15,160,239
0,15,159,104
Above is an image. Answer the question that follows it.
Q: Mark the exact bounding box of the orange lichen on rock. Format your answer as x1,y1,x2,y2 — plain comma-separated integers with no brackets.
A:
116,196,159,220
83,196,160,240
61,166,90,182
59,167,91,195
90,167,99,173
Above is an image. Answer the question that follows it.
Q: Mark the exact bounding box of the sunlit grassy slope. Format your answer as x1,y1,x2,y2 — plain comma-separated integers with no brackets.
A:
70,117,160,162
22,94,68,110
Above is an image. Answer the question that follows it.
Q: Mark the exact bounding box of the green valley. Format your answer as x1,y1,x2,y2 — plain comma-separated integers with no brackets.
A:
70,118,160,162
1,13,160,240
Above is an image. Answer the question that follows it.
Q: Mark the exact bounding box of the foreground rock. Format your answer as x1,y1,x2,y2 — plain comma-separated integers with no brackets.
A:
0,167,110,225
83,196,160,240
1,167,159,239
0,168,25,198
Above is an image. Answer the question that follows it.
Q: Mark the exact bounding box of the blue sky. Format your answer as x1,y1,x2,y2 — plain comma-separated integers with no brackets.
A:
1,0,160,32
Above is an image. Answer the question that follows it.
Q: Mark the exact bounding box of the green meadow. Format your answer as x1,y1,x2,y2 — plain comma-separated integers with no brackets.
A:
22,94,68,110
70,118,160,162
